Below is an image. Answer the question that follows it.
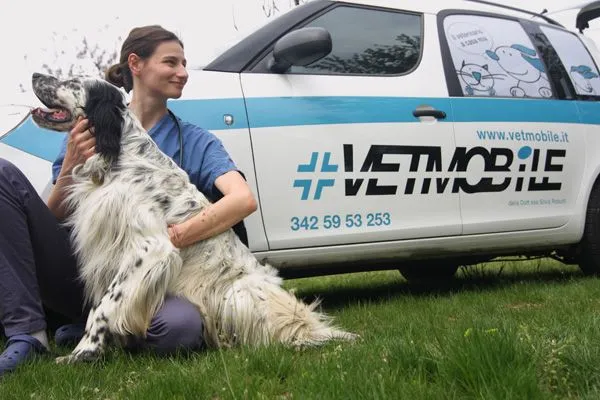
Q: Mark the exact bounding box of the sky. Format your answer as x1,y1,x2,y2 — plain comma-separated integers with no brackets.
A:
0,0,597,105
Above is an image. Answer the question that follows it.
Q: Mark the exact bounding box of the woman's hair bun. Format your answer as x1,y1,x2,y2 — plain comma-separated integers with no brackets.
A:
105,63,132,92
106,64,125,88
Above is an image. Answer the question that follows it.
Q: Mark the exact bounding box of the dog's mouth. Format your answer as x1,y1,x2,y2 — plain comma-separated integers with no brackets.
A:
31,106,72,124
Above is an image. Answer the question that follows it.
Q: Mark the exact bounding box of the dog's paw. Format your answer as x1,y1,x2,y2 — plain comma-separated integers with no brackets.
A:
342,332,361,342
55,355,77,364
55,349,101,364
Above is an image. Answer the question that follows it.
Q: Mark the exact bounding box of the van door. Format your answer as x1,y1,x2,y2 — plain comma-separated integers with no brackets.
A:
240,6,462,250
440,12,585,235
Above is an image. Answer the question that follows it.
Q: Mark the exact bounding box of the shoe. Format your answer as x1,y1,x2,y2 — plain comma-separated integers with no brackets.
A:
0,334,47,378
54,323,85,347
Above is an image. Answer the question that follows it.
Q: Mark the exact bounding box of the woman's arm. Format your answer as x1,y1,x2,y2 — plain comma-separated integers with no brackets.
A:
47,119,96,220
168,170,257,248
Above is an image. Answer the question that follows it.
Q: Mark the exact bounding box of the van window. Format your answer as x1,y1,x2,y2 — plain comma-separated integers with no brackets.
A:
540,26,600,97
443,14,553,98
289,6,422,75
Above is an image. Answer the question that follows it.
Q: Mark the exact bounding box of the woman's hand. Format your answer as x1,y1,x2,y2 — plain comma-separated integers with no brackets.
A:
48,118,96,220
168,224,185,248
59,118,96,178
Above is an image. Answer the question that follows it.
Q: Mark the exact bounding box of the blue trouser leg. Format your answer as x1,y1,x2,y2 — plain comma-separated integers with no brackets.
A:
141,296,205,354
0,158,85,337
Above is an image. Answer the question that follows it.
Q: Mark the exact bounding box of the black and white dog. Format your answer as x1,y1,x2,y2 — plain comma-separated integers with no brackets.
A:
31,73,357,364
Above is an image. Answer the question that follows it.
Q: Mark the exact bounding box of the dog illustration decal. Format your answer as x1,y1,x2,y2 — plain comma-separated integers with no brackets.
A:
570,65,599,95
486,44,552,98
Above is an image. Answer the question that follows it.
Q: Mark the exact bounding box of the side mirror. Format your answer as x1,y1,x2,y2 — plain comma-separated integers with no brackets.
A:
268,27,332,73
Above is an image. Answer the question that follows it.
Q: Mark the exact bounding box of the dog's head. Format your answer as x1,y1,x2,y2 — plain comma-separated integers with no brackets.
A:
31,72,127,164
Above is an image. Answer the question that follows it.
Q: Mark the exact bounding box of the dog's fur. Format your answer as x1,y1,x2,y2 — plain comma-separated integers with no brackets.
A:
31,73,357,363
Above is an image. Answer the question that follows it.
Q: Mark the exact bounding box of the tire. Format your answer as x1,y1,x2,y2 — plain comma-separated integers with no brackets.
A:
398,261,459,284
579,181,600,275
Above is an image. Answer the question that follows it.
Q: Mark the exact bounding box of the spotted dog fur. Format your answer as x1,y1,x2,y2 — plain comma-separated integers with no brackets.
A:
31,73,357,364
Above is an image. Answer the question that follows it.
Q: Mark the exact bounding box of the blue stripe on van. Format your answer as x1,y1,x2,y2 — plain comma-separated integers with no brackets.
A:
0,118,66,162
1,96,597,162
575,100,600,124
243,96,454,127
243,97,585,127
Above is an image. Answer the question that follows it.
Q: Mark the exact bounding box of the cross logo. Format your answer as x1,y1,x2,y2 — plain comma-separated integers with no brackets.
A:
293,152,338,200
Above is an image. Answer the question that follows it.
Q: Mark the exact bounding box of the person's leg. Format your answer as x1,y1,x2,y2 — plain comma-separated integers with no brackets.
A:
0,160,46,338
0,158,86,334
0,159,85,374
131,296,205,355
58,296,206,355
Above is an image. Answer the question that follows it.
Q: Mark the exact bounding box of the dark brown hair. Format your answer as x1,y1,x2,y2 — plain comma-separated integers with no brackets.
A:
105,25,184,92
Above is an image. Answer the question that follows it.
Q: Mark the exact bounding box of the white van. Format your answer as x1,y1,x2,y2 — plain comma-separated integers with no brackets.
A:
3,0,600,282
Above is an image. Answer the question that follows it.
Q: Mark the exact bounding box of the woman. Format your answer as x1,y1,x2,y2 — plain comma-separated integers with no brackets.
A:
0,25,257,376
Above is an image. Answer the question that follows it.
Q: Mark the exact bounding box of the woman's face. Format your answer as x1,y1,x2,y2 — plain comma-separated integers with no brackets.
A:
133,40,188,99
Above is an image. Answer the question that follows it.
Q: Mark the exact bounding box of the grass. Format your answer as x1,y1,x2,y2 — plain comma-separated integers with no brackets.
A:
3,258,600,399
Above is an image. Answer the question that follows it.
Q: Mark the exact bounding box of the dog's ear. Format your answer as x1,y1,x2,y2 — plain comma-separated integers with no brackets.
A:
84,81,126,165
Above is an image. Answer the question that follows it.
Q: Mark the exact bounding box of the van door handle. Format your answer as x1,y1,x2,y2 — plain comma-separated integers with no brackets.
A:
412,109,447,119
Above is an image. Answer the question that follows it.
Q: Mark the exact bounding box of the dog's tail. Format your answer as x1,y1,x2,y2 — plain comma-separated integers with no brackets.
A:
264,286,359,348
217,274,359,348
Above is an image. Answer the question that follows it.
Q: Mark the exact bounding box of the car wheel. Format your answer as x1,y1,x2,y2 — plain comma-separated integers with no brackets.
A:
579,181,600,275
398,261,459,284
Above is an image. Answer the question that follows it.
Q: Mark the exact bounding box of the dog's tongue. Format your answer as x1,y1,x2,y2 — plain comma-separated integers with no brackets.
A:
50,109,68,119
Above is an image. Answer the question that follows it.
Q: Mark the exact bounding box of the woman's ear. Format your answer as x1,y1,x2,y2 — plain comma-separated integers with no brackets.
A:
128,53,142,76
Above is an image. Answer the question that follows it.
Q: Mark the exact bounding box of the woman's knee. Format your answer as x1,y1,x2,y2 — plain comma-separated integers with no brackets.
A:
145,296,204,354
0,158,29,189
0,158,18,175
0,158,29,202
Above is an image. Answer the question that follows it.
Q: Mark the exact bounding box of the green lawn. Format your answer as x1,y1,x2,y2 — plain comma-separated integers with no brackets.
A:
2,259,600,399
